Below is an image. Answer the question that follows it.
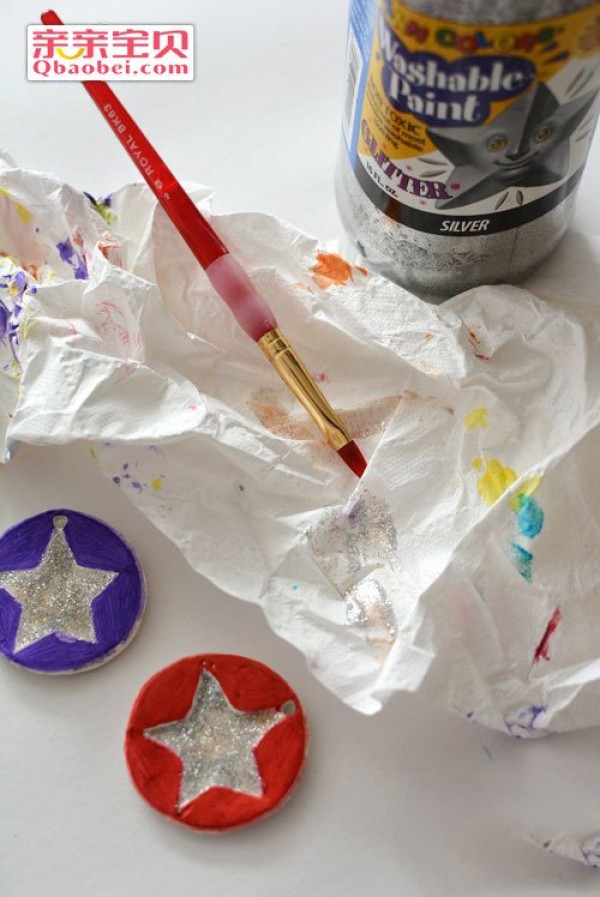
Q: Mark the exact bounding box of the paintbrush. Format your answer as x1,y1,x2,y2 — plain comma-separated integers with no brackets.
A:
40,10,367,478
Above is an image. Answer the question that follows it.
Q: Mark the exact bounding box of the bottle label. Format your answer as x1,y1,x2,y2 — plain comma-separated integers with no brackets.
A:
343,1,600,236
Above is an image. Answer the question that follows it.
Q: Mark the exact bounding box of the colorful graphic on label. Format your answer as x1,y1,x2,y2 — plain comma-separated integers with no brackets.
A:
343,1,600,236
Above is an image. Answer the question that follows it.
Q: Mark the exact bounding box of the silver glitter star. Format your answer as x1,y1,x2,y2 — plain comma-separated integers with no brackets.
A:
144,670,285,808
0,519,117,652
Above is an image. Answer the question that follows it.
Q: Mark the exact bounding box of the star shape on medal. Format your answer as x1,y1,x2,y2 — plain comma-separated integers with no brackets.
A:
0,518,118,652
144,670,286,808
426,81,598,210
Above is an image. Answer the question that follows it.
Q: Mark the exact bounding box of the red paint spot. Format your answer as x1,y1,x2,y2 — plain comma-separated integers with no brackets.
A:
467,326,491,361
533,607,563,663
406,165,412,171
451,182,461,190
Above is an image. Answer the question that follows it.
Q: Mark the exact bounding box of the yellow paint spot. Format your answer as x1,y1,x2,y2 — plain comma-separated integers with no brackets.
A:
473,457,518,506
509,474,541,511
464,407,488,430
151,478,163,491
89,443,97,460
0,188,32,225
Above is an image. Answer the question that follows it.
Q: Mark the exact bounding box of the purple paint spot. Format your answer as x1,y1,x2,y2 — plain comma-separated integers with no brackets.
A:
0,301,8,343
505,704,548,737
56,238,89,281
112,476,121,485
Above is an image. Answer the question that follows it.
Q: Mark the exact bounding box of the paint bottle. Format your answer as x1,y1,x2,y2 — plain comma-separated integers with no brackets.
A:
336,0,600,296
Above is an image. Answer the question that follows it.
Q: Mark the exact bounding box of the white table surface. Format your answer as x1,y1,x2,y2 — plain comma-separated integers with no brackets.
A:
2,2,600,895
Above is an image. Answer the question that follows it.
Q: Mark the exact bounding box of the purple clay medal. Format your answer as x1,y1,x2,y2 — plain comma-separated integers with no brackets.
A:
0,509,145,673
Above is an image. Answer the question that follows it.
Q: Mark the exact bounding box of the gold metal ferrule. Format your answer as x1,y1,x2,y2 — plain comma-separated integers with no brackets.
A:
258,328,352,452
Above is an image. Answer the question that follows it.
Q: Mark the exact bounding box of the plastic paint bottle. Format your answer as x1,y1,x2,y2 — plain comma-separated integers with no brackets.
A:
336,0,600,296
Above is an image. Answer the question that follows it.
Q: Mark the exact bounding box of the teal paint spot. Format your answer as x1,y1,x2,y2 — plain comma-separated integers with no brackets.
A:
482,745,494,762
517,494,545,538
291,583,299,591
511,542,533,582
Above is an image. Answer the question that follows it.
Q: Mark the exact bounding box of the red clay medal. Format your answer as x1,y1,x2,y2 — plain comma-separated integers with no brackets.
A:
125,654,307,831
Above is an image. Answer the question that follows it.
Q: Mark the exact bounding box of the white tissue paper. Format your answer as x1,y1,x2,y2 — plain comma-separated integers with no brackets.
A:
3,151,600,742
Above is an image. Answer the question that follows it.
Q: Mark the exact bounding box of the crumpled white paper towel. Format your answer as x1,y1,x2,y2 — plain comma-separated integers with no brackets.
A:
3,150,600,740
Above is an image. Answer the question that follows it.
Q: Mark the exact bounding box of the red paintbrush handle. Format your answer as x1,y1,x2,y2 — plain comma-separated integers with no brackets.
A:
41,9,227,269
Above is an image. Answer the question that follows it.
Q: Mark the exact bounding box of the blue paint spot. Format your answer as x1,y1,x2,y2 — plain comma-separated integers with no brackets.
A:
291,583,299,591
510,542,533,581
516,494,544,538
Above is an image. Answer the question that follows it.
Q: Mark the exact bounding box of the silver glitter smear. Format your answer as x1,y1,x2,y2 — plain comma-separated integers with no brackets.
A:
144,671,285,808
0,519,117,652
309,490,398,645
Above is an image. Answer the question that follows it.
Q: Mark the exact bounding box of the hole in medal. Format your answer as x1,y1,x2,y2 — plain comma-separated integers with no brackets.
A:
281,700,296,716
53,514,68,530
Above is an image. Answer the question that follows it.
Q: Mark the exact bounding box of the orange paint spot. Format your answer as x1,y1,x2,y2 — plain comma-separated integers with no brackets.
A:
249,391,403,442
402,390,454,415
293,282,313,293
310,252,365,290
424,332,433,341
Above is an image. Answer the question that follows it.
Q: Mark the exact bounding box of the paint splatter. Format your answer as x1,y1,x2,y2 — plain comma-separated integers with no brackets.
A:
581,835,600,867
96,300,131,346
0,269,34,361
533,607,562,663
112,462,165,494
248,390,404,442
56,238,88,280
508,474,541,511
0,188,32,224
310,252,367,290
465,326,491,361
510,542,533,582
472,460,545,582
83,191,116,226
516,494,545,538
309,491,398,655
464,407,488,430
472,457,518,506
505,704,548,737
